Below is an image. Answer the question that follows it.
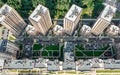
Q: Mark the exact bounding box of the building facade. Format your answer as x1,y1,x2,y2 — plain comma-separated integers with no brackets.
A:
64,4,82,35
0,4,27,37
29,4,52,36
91,5,117,35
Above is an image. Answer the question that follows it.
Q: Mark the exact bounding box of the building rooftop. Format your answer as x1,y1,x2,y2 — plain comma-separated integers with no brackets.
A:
0,39,7,52
77,58,103,71
25,25,35,33
100,5,116,22
104,59,120,69
106,24,120,35
29,4,47,22
53,25,63,35
0,4,12,23
0,59,4,69
47,60,60,71
65,4,82,22
80,25,91,35
63,42,75,70
0,26,9,39
4,59,34,69
63,61,76,70
34,58,48,68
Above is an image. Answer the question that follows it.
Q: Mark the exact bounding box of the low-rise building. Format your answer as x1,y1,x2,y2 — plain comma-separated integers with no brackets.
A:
53,25,63,36
34,58,48,68
104,59,120,69
4,59,34,69
25,25,38,36
79,25,91,37
47,60,60,71
105,24,120,36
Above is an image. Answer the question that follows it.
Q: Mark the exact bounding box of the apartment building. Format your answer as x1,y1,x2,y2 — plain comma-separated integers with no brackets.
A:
29,4,52,35
0,39,19,59
91,5,117,35
64,4,82,35
0,4,27,37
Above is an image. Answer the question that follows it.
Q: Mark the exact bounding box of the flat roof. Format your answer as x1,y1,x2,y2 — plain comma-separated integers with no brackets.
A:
65,4,82,22
0,59,4,69
0,4,12,23
35,58,48,68
4,60,34,69
0,39,7,52
100,4,116,22
29,4,47,22
47,60,60,71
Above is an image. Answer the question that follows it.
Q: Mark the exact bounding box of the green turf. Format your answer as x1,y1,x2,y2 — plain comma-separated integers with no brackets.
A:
96,70,120,73
33,44,42,50
45,45,59,50
53,51,59,56
41,51,48,56
83,51,94,56
94,51,104,56
32,51,39,56
75,51,83,56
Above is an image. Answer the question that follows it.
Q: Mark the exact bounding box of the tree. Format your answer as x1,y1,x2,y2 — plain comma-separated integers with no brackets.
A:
32,0,46,8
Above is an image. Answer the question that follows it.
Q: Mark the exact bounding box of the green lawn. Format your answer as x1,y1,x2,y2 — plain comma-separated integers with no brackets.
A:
41,51,48,56
94,51,104,56
83,51,94,56
58,71,64,74
33,44,42,50
96,70,120,73
65,71,76,74
53,51,59,56
75,51,84,56
18,70,30,73
45,45,59,50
